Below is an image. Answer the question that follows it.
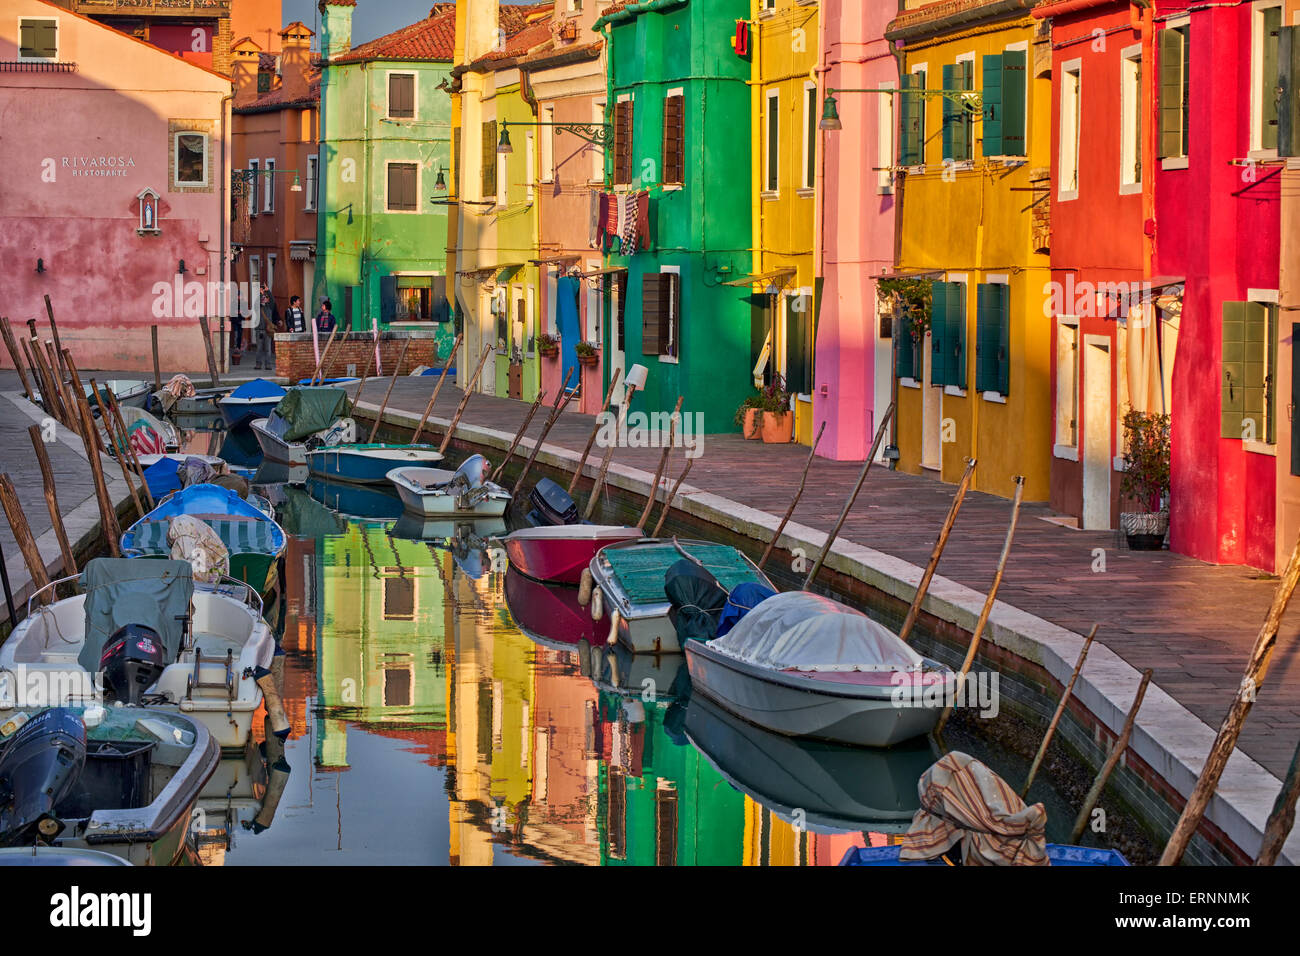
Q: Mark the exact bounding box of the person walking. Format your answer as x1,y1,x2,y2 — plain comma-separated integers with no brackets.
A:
255,288,280,370
285,295,307,333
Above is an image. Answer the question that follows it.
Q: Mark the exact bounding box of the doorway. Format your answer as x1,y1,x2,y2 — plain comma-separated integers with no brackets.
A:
1082,336,1112,530
921,332,942,471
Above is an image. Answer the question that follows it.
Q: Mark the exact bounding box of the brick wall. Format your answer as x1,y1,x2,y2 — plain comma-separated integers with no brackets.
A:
273,332,445,382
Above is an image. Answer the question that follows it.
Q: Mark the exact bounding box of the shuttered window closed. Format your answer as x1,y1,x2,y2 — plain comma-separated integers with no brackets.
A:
662,94,684,184
895,312,919,380
482,121,497,199
942,63,973,162
899,72,925,166
982,50,1026,157
388,73,415,119
387,163,418,211
1158,27,1189,159
1221,301,1274,441
930,281,966,389
19,19,57,59
614,100,634,185
975,283,1010,395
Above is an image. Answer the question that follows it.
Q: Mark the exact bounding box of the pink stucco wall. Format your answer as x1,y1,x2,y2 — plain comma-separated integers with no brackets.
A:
814,0,898,461
1154,2,1281,570
0,0,231,374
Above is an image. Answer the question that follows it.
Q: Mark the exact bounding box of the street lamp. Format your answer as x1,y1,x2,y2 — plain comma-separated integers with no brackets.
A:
819,86,984,131
497,119,614,152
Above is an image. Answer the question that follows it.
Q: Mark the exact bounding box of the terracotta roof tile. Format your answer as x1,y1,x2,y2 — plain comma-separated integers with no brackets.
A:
332,3,458,64
236,71,322,112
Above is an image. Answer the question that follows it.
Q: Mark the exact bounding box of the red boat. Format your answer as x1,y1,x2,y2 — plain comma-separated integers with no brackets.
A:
504,567,602,647
502,525,643,585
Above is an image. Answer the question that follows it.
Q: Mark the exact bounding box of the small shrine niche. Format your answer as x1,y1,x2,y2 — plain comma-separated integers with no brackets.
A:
137,187,161,236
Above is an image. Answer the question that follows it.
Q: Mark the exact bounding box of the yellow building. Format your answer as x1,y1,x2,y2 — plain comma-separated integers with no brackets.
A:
750,0,820,444
886,3,1052,501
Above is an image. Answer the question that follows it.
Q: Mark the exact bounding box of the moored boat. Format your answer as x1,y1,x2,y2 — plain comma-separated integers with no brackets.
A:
503,524,642,585
839,844,1130,866
120,483,286,596
683,590,956,747
218,378,287,428
504,567,602,648
306,442,444,484
0,558,275,750
250,386,354,465
589,538,775,654
387,455,511,517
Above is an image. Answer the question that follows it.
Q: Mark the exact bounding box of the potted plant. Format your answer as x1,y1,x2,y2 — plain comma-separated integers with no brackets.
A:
759,374,793,444
1119,409,1171,550
576,341,599,367
877,277,932,380
735,394,764,439
539,333,559,358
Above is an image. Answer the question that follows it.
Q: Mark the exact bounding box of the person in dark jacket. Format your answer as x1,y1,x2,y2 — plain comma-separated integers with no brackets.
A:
315,298,336,334
285,295,307,333
255,288,280,370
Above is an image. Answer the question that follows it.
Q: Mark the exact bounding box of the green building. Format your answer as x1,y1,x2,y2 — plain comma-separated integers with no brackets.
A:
595,0,755,428
316,0,457,353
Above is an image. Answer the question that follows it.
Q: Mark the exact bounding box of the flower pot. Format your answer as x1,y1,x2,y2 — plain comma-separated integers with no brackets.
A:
577,353,599,367
761,410,793,444
540,346,559,359
740,407,762,439
1120,510,1168,551
230,350,242,366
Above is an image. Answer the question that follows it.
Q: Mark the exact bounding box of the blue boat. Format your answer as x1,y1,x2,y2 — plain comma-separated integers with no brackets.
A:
218,378,287,428
838,844,1130,866
120,484,286,596
305,443,444,484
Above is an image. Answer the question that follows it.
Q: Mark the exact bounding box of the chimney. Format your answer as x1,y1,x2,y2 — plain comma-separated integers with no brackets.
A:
460,0,501,64
280,22,314,102
319,0,355,61
231,37,263,108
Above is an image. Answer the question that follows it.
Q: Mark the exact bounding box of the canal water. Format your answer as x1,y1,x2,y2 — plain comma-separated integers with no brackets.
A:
172,420,1102,866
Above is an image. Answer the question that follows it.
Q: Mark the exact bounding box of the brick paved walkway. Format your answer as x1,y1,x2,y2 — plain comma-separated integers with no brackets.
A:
365,376,1300,779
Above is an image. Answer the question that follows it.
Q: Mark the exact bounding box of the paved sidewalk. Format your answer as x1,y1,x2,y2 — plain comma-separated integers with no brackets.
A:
363,376,1300,780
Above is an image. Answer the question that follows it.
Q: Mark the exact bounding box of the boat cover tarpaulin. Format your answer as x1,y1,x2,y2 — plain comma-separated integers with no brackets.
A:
228,378,286,401
273,387,351,442
79,558,194,671
708,591,924,673
715,582,777,637
603,542,765,606
143,457,182,498
665,559,729,641
900,752,1049,866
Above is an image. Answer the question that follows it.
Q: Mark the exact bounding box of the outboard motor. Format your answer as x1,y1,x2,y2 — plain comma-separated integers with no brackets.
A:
99,624,167,706
664,558,729,643
0,708,86,846
528,478,579,527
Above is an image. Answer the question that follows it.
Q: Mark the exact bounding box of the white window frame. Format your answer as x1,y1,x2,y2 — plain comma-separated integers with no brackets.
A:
18,16,59,62
659,265,681,364
385,70,418,120
663,87,685,190
764,89,780,197
877,79,895,193
1119,45,1142,194
249,256,262,298
525,130,535,202
1058,60,1082,201
801,81,817,193
497,149,508,208
305,154,319,212
950,51,977,168
263,157,275,212
1161,16,1191,170
585,268,601,343
246,158,259,216
1246,288,1280,453
173,131,210,191
384,160,421,214
1250,0,1284,159
541,105,555,183
1054,316,1080,458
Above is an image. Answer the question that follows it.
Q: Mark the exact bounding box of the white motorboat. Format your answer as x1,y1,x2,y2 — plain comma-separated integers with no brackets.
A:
683,591,957,748
387,454,511,517
0,559,275,750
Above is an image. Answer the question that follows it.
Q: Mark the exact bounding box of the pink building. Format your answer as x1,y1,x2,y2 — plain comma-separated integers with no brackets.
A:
813,0,898,461
0,0,232,373
1154,0,1282,570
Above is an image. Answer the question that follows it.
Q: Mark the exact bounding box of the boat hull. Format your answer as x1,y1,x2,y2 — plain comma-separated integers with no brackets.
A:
387,467,510,517
306,445,444,485
684,639,952,748
220,398,281,429
250,417,306,465
839,844,1130,866
503,526,642,584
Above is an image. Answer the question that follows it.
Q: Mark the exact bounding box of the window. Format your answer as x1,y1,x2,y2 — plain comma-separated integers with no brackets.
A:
1253,3,1283,153
481,120,497,199
895,309,921,380
305,154,318,211
975,281,1010,396
266,254,276,299
263,157,275,212
258,72,272,94
246,158,259,215
1281,24,1300,156
663,92,685,185
383,275,448,323
982,48,1028,157
802,83,817,190
1056,319,1079,447
642,269,680,359
1158,24,1190,160
388,72,416,119
1221,298,1277,443
929,281,967,389
900,67,927,166
765,89,780,193
1058,62,1081,199
1120,46,1142,191
541,106,555,182
526,130,535,201
878,81,895,193
613,98,633,185
382,571,415,621
383,666,412,707
942,59,974,163
387,162,418,211
19,18,58,61
175,132,209,189
249,256,261,297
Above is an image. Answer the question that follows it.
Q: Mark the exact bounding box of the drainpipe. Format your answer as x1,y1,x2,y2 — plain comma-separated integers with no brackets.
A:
888,37,907,466
219,90,234,372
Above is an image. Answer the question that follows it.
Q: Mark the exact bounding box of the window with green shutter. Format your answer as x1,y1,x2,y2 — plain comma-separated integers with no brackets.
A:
482,120,497,199
981,50,1026,157
1158,26,1189,159
19,19,57,60
1281,27,1300,156
896,312,919,380
942,63,973,163
930,281,966,389
1260,6,1282,151
982,54,1003,156
1221,301,1275,441
975,282,1010,395
900,72,926,166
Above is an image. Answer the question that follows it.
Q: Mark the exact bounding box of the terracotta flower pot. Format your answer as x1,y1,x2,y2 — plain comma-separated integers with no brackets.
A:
761,410,793,444
741,407,762,439
540,346,559,359
577,353,599,367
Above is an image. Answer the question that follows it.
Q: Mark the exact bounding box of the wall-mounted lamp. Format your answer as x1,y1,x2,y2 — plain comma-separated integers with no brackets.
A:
290,172,303,193
819,95,842,132
497,126,513,155
178,259,187,275
434,167,446,191
35,258,46,274
333,203,354,225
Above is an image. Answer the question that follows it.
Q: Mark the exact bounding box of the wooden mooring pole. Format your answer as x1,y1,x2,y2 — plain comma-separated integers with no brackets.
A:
567,367,622,495
634,397,684,531
27,425,77,578
366,338,411,443
583,380,642,521
199,315,221,387
759,421,825,570
73,395,122,557
512,367,579,496
104,390,154,510
311,326,339,385
410,332,463,444
90,378,144,519
493,388,549,483
1021,625,1100,798
0,317,34,399
651,458,694,538
1256,738,1300,865
438,344,493,456
0,473,52,606
897,457,977,643
1068,669,1153,844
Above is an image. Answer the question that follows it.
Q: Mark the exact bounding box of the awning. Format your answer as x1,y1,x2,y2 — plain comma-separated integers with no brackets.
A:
1147,275,1185,291
496,262,525,283
578,266,629,278
873,268,944,280
530,254,582,267
721,267,797,289
289,240,315,262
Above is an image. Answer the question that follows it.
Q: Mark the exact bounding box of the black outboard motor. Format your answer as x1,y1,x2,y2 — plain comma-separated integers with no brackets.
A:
99,624,167,706
664,558,729,643
0,708,86,846
528,477,579,526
